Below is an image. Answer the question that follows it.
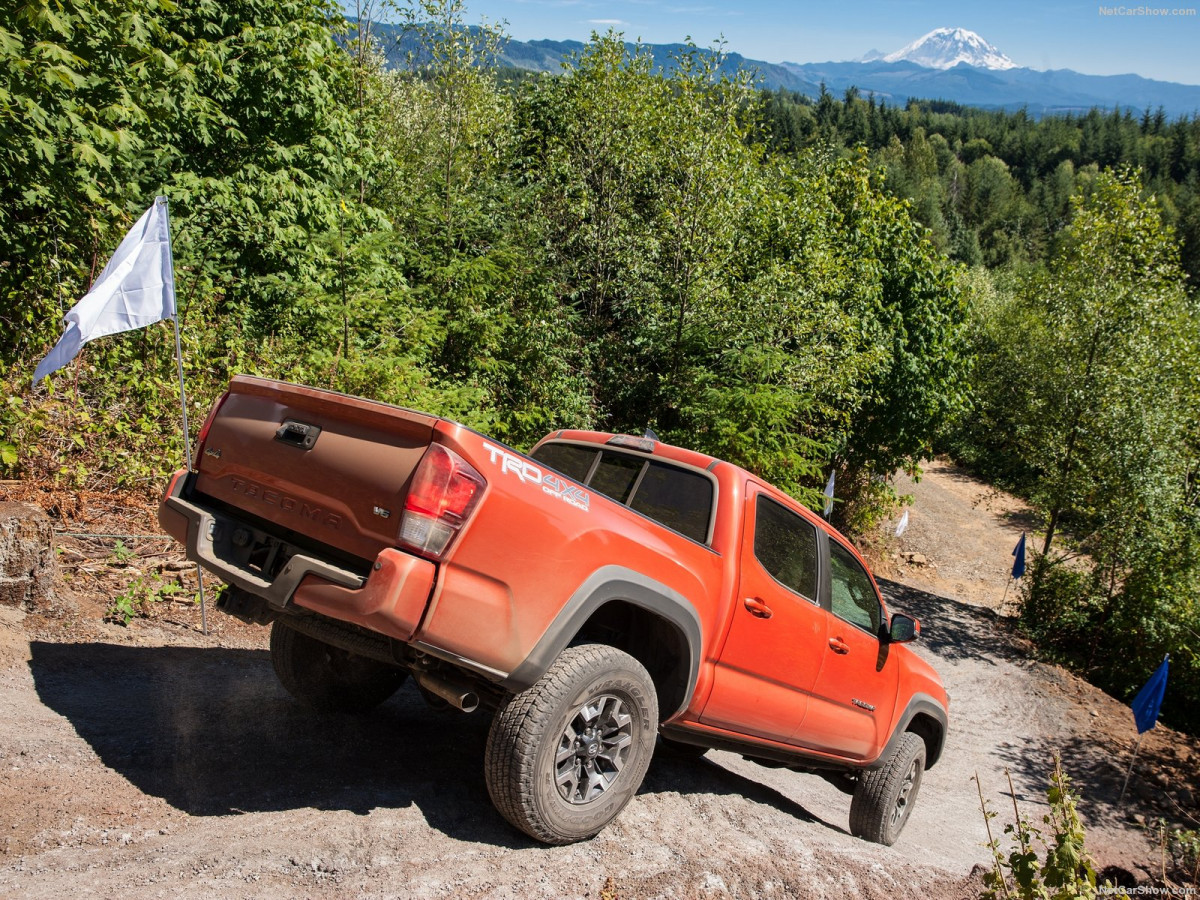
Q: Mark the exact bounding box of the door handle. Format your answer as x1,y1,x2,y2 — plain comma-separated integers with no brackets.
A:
743,597,773,619
828,636,849,654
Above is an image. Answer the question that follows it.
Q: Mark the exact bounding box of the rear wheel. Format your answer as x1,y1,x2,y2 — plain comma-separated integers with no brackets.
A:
269,620,406,713
485,644,658,844
849,731,925,846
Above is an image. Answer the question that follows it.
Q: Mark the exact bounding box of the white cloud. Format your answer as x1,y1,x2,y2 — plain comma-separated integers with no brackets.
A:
588,17,628,24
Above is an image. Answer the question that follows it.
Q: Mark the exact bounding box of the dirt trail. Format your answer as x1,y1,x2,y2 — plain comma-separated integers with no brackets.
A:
884,458,1040,612
0,469,1196,898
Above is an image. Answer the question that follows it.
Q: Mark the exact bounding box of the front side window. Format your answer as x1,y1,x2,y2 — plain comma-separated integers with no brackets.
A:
828,541,881,634
752,495,819,600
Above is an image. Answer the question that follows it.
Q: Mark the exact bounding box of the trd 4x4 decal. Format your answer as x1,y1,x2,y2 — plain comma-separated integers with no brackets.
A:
481,442,591,512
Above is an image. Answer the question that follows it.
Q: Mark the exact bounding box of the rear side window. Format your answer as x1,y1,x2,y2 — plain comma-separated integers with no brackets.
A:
531,442,713,544
753,495,818,600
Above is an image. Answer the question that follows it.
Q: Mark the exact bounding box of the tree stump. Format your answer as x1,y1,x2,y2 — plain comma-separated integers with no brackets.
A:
0,502,56,612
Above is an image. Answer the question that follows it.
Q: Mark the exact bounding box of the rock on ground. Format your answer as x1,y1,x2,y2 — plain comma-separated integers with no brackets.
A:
0,502,55,611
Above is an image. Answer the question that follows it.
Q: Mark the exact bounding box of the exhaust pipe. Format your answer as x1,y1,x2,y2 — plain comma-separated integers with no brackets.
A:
415,672,480,713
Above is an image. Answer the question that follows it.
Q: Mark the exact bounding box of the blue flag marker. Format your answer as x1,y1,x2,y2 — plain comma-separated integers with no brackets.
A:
1118,654,1171,805
1011,533,1026,579
1132,655,1170,734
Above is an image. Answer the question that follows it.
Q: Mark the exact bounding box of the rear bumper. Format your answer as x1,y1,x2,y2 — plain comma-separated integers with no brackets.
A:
159,470,436,641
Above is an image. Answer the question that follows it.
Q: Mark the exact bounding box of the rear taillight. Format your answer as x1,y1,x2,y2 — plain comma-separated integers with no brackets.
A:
192,390,230,469
398,443,486,559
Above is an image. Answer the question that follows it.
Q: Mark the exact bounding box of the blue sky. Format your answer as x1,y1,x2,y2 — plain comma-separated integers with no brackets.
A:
449,0,1200,84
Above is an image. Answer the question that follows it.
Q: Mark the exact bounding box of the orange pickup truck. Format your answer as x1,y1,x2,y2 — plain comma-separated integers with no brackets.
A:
159,376,949,846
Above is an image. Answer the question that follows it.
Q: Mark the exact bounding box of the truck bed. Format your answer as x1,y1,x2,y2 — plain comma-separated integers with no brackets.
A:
160,377,728,700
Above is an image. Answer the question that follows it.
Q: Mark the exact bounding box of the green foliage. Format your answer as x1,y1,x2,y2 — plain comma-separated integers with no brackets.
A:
1157,821,1200,887
105,574,185,625
1015,172,1191,558
2,0,966,534
977,758,1100,900
520,38,966,512
950,171,1200,730
108,539,134,564
760,91,1200,282
1,0,402,486
1017,548,1200,733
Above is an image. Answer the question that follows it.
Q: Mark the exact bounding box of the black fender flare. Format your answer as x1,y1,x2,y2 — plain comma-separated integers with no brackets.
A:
869,692,949,770
500,565,703,719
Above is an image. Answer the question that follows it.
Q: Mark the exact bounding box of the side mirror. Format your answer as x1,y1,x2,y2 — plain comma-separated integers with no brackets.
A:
889,613,920,644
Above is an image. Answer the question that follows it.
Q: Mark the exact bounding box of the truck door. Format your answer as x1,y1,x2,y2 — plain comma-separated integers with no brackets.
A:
793,536,900,761
700,487,827,745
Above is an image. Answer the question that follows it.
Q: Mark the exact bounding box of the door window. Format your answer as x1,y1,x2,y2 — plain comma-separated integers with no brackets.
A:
828,541,881,634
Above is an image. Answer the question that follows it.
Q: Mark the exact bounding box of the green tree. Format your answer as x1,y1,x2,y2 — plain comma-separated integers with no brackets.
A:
376,0,592,442
1016,173,1192,557
1,0,395,485
0,0,184,363
955,170,1200,729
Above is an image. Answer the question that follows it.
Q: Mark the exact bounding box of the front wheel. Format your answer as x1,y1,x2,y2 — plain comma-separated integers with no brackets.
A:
485,644,658,844
849,731,926,846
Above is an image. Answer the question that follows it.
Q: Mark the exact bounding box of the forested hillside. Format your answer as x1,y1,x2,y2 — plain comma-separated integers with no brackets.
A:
759,88,1200,286
0,0,1196,730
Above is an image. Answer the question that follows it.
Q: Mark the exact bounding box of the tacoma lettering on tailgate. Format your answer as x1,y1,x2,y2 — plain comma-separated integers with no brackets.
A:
230,477,343,530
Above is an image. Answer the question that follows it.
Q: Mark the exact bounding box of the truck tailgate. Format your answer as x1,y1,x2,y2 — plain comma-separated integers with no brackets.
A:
193,376,439,563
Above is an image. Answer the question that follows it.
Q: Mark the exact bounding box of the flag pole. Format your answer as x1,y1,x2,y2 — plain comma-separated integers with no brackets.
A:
1119,653,1171,810
161,198,208,637
1116,733,1144,807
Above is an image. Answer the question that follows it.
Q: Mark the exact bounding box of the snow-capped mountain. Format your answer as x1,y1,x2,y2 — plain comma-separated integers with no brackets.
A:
882,27,1016,70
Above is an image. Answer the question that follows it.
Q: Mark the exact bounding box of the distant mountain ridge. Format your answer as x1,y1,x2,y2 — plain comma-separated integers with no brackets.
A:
361,22,1200,118
778,58,1200,118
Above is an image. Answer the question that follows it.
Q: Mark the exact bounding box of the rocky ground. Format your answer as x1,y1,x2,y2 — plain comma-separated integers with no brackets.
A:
0,467,1197,898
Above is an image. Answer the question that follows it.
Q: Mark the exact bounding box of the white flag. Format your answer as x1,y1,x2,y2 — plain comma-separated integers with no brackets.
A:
895,509,910,537
823,470,835,518
34,197,176,381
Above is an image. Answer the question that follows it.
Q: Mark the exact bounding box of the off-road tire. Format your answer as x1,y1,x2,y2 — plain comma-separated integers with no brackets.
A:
269,620,406,713
849,731,926,845
485,644,658,845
